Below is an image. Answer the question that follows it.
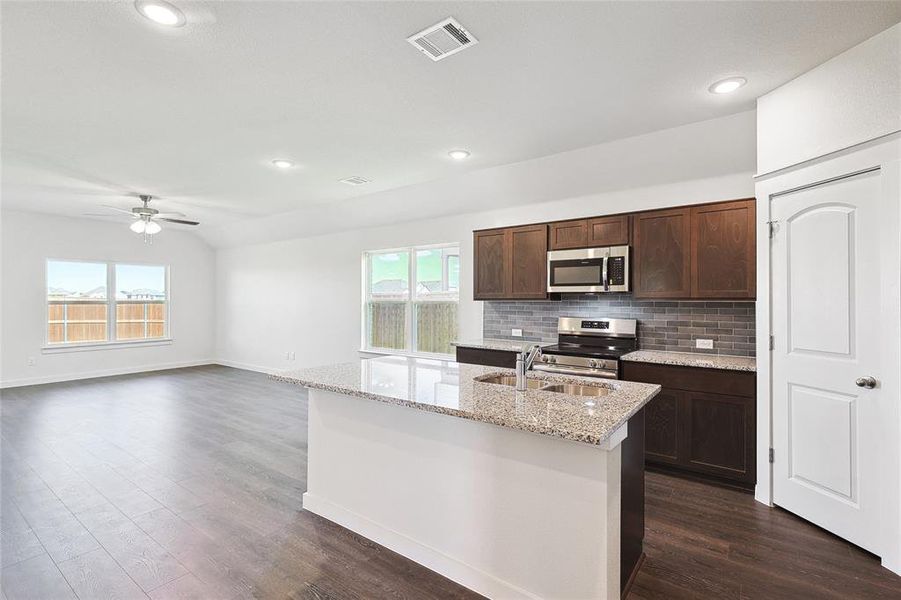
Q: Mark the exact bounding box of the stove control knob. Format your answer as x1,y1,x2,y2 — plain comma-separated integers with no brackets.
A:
588,359,598,368
541,355,548,362
549,356,557,364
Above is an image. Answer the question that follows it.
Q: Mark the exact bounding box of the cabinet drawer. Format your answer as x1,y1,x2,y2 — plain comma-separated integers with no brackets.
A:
622,362,755,397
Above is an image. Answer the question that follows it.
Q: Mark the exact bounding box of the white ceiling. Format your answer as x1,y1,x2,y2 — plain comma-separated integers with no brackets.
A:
2,1,900,231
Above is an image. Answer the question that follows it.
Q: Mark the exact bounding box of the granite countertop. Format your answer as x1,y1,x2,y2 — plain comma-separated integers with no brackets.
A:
272,356,660,447
621,350,756,372
451,338,552,352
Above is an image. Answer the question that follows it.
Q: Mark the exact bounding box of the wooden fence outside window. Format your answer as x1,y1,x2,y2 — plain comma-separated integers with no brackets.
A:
47,300,166,344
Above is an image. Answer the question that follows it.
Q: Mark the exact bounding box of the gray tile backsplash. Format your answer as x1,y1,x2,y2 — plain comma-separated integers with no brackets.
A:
483,296,756,357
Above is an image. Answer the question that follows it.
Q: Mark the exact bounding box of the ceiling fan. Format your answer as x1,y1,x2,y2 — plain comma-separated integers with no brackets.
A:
85,195,199,243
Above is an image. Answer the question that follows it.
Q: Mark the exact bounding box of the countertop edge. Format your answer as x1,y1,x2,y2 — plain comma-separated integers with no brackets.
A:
271,372,661,447
451,339,551,351
620,350,757,373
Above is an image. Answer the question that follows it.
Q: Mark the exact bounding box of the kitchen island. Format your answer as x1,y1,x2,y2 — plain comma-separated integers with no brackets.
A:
274,356,660,599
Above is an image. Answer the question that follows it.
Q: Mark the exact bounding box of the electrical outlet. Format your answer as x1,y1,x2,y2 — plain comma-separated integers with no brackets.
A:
695,339,714,349
289,352,296,361
27,357,35,367
511,329,523,337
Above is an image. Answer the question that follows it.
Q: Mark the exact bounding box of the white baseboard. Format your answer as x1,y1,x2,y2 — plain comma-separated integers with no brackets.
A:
883,553,901,577
302,492,539,600
0,359,215,389
212,358,279,375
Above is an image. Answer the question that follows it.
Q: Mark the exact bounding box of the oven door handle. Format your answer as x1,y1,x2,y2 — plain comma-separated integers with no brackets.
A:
602,256,609,291
532,364,618,379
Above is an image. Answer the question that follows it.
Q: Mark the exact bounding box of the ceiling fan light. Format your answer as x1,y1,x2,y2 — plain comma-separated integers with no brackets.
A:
145,221,162,235
130,220,147,233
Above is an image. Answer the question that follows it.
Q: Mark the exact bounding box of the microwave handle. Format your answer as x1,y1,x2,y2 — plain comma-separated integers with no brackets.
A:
602,256,609,291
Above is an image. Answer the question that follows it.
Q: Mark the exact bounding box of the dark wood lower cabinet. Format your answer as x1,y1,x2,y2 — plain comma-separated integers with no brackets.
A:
622,361,756,490
643,387,682,465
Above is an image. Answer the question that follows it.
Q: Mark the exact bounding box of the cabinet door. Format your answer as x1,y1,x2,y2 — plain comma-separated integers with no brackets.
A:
644,388,683,466
549,220,588,250
633,207,692,298
587,214,630,246
684,391,755,486
509,224,548,299
691,199,756,298
473,229,509,299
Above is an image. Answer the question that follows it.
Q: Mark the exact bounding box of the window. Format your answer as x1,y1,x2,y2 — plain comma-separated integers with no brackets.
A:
363,244,459,356
115,264,168,340
46,260,168,346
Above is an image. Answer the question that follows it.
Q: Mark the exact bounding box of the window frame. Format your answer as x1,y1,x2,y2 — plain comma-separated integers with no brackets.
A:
43,258,171,352
362,243,460,358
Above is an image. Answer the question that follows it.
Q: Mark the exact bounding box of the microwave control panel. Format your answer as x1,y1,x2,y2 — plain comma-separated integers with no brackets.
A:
607,256,626,285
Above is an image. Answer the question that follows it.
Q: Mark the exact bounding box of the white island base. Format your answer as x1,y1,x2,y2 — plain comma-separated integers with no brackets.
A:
303,388,628,599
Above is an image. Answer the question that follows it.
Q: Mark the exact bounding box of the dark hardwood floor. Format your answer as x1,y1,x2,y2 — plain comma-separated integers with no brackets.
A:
2,365,900,599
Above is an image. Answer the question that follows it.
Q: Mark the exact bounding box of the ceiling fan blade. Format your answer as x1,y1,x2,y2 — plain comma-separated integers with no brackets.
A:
100,204,137,215
158,218,200,226
82,212,133,218
154,212,186,219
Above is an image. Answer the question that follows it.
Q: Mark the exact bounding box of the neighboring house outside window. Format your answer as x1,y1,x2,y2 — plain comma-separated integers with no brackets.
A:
46,260,169,346
363,244,459,356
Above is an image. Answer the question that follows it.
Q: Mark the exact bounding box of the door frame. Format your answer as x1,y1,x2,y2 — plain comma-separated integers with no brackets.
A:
754,132,901,574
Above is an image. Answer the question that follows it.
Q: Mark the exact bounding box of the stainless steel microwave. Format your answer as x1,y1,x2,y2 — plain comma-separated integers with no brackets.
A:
547,245,630,293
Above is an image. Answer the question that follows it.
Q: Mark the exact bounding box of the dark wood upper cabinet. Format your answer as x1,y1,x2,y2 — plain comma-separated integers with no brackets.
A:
691,199,756,299
473,229,509,299
509,224,548,299
549,214,630,250
473,225,548,300
587,214,630,246
474,198,755,301
632,207,692,298
548,220,588,250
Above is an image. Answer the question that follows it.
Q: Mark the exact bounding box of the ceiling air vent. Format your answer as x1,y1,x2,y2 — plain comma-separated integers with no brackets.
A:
407,17,478,62
339,176,371,186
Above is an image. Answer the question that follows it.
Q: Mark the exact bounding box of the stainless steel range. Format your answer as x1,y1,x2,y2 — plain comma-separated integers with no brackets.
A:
532,316,637,379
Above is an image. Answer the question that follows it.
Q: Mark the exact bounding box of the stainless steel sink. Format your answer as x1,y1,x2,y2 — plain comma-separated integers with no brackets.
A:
540,383,610,397
476,374,548,389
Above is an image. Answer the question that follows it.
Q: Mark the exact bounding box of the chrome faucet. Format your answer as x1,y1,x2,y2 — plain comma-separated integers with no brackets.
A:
515,344,542,391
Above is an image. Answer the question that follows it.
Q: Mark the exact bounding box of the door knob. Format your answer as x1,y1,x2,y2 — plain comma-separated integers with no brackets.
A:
855,376,877,389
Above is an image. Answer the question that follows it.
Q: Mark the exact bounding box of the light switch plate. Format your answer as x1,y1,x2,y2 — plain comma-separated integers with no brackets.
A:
511,328,523,337
695,339,714,349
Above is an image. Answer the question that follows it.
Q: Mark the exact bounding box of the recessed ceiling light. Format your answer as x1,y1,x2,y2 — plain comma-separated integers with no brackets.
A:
135,0,186,27
709,77,747,95
271,159,295,169
339,176,371,186
448,149,471,160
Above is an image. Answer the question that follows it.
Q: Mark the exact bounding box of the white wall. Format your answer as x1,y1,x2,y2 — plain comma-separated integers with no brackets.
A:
215,113,756,373
0,210,215,387
757,22,901,176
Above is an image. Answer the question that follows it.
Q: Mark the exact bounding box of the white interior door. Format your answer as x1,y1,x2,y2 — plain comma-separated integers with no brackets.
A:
771,168,888,555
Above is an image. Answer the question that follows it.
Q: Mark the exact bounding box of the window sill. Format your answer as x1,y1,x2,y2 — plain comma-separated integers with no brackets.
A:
42,338,173,354
358,348,454,361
